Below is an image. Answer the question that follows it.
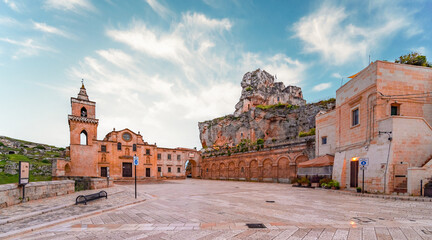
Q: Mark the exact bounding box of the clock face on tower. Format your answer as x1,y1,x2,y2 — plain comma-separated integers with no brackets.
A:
122,133,132,141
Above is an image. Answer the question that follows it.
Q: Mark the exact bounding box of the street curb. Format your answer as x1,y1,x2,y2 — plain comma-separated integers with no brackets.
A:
0,198,146,240
315,187,432,202
0,189,126,225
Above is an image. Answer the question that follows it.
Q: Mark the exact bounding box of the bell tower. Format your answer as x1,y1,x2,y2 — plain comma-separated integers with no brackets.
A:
67,81,99,176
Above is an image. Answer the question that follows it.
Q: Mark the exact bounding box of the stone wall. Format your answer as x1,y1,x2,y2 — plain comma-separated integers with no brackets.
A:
0,180,74,208
53,176,113,191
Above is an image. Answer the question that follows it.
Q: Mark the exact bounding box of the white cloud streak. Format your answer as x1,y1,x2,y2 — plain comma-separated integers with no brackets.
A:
145,0,174,20
44,0,95,13
0,38,55,59
293,1,422,65
313,82,331,92
33,22,69,38
3,0,19,12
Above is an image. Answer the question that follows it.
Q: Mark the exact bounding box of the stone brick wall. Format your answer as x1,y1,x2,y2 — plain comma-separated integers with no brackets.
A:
0,180,74,208
316,109,336,157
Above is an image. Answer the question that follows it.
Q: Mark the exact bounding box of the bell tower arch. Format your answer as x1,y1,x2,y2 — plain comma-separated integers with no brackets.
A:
67,81,99,176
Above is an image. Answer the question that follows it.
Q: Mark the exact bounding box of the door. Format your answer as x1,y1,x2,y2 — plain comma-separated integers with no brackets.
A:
101,167,107,177
146,168,151,177
350,160,359,188
122,163,132,177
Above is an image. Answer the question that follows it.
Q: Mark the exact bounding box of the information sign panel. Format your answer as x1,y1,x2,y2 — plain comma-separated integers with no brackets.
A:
359,158,369,166
19,161,29,185
133,156,139,166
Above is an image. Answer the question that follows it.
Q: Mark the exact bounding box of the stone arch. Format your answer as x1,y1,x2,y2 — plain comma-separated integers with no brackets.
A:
187,160,199,178
249,160,259,180
65,163,71,174
80,130,88,145
277,157,290,183
203,164,210,179
220,162,227,179
262,159,274,180
238,161,246,180
211,163,218,179
228,161,235,179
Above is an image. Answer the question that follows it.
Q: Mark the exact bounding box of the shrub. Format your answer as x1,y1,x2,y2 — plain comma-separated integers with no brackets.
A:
299,128,316,137
41,159,50,164
298,176,310,185
319,177,332,187
245,86,252,91
35,145,46,150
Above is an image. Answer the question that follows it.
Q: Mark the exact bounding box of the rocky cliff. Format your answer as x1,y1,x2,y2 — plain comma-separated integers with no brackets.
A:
198,69,335,149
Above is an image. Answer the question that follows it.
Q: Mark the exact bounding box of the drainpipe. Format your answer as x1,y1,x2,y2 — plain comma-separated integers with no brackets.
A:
380,131,392,194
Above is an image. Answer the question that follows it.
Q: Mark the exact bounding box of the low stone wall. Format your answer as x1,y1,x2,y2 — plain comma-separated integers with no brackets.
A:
0,180,75,208
89,178,114,190
53,176,113,190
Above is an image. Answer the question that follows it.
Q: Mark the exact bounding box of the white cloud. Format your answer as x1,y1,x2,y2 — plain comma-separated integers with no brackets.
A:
3,0,19,12
332,73,342,78
33,22,69,38
293,1,422,65
145,0,174,20
44,0,95,13
0,38,54,59
313,82,332,92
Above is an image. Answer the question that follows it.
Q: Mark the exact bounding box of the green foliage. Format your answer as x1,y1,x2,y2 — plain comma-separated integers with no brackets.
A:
317,98,336,107
0,142,4,147
58,147,66,151
245,86,252,91
319,177,332,187
298,176,310,184
395,52,431,67
256,103,298,110
299,128,316,137
41,159,50,164
35,145,46,150
0,172,51,184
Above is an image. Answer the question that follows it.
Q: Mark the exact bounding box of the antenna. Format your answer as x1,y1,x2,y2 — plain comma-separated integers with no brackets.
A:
340,77,344,87
369,54,371,64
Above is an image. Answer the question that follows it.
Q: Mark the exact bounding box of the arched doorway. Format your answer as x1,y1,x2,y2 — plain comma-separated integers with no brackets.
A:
238,161,246,180
185,160,198,178
211,163,218,179
277,157,290,183
220,162,227,179
228,161,235,179
262,159,273,182
249,160,259,181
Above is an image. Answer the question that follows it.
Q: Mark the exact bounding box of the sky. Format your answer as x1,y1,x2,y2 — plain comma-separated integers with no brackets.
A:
0,0,431,149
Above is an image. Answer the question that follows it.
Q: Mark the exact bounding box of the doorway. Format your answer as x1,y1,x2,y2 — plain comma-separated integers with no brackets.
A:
122,162,132,177
146,168,151,177
350,160,359,188
101,167,107,177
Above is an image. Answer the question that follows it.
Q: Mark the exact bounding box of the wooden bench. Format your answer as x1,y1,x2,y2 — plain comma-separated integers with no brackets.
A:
75,190,108,205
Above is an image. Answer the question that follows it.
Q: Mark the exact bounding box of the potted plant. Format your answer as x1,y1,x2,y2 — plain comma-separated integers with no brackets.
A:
356,187,361,193
299,177,310,187
291,177,300,187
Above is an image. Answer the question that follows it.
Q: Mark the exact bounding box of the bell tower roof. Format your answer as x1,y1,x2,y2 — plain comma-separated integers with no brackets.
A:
77,79,89,101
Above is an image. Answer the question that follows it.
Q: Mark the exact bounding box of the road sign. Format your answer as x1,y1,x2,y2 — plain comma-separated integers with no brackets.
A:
133,156,139,165
359,158,368,166
360,166,367,171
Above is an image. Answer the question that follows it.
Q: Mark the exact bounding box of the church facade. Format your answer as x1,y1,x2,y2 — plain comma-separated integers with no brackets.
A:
53,84,200,180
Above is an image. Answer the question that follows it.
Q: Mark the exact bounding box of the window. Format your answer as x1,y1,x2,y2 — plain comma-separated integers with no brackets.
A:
241,167,244,173
177,167,181,173
133,144,137,151
168,167,171,173
241,133,243,137
146,149,150,155
80,107,87,117
80,130,88,145
206,168,209,172
101,145,106,152
158,167,161,172
177,155,181,160
117,142,122,150
277,97,280,102
391,105,399,116
168,154,171,160
352,108,359,126
322,136,327,145
157,153,161,160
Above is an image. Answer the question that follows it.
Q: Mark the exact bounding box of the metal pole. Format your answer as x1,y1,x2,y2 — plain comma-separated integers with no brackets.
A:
22,185,26,202
420,180,423,197
135,165,137,199
362,168,365,194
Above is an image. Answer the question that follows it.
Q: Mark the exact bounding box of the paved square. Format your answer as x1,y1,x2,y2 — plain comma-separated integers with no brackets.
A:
10,179,432,239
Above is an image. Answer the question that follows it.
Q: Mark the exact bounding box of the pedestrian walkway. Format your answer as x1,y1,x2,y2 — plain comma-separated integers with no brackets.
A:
3,179,432,239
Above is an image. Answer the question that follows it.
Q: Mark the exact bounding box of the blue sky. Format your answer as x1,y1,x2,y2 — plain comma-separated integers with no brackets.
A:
1,0,431,149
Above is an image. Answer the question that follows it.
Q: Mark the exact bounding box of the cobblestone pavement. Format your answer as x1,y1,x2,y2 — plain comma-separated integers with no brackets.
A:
8,179,432,239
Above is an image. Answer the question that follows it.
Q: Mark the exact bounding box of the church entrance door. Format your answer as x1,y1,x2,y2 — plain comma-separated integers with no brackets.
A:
122,162,132,177
146,168,151,177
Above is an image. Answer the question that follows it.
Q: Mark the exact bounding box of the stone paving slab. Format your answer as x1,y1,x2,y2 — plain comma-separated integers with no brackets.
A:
5,179,432,239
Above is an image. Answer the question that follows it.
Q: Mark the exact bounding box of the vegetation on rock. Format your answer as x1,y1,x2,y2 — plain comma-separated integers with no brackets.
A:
395,52,431,67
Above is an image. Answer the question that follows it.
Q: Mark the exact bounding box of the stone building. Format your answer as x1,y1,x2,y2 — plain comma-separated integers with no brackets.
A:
199,69,334,182
316,61,432,195
53,84,200,180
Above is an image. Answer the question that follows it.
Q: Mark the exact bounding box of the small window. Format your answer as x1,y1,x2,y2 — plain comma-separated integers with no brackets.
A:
277,97,280,102
241,133,243,137
206,168,209,172
133,144,137,151
157,153,161,160
352,108,359,126
168,154,171,160
101,145,106,152
391,105,399,116
80,130,88,145
146,149,150,155
158,167,161,172
241,167,244,173
322,137,327,145
177,155,181,160
80,107,87,117
117,142,122,150
177,167,181,173
168,167,171,173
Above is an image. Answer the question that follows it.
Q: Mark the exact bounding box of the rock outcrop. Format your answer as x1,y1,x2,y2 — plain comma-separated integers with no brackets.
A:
234,69,305,117
198,69,335,148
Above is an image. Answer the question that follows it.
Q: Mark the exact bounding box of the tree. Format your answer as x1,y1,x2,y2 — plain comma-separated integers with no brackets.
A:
395,52,431,67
